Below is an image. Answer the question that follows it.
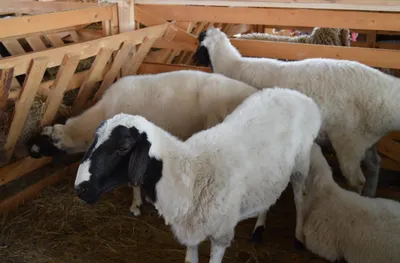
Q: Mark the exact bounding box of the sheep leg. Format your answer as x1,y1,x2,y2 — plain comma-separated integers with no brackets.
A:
361,145,381,197
291,171,307,245
209,231,234,263
330,136,367,194
249,211,267,243
185,245,199,263
129,185,143,216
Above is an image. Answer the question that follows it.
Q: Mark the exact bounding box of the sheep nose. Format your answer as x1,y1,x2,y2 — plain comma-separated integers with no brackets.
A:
75,182,90,197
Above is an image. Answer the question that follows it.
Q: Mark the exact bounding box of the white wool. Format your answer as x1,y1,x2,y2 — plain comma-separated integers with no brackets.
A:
199,28,400,198
97,87,321,263
301,144,400,263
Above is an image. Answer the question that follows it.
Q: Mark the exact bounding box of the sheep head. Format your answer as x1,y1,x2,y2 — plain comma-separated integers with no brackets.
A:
74,113,162,205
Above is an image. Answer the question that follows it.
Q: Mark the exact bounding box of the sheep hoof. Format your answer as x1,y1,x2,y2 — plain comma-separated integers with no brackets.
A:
293,238,305,250
129,206,141,217
249,226,264,244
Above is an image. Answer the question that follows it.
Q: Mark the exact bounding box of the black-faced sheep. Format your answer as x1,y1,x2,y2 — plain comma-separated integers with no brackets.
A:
74,87,322,263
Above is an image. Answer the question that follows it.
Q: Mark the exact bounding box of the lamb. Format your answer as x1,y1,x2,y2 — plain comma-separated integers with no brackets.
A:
234,27,351,47
26,70,259,217
73,87,322,263
300,143,400,263
194,27,400,200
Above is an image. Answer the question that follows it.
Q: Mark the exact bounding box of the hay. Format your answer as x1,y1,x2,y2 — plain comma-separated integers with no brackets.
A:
0,176,326,263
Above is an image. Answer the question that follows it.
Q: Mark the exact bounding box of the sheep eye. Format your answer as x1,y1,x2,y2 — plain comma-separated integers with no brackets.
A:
117,147,131,155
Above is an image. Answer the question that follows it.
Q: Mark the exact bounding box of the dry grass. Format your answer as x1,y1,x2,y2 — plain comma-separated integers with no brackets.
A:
0,176,328,263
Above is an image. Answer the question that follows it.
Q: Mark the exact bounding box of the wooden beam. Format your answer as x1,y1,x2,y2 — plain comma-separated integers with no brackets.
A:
134,0,400,12
0,162,79,213
136,5,400,31
93,41,133,101
72,47,114,113
0,5,114,39
230,39,400,69
0,157,52,187
3,58,48,163
41,53,81,126
135,6,198,51
0,23,170,76
0,1,98,14
117,0,135,33
127,36,157,75
137,62,212,74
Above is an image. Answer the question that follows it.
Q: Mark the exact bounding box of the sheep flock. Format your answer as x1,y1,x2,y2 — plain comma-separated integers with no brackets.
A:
18,26,400,263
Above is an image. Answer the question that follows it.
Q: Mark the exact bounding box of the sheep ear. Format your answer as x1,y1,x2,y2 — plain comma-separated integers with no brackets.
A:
128,135,150,185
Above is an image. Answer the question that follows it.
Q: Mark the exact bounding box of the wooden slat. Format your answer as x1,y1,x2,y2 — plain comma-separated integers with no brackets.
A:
41,53,81,126
134,0,400,12
45,33,65,47
2,39,25,55
136,5,400,32
0,1,98,14
0,68,13,120
0,162,79,214
0,23,170,76
135,7,198,51
72,48,114,113
0,5,114,39
93,42,133,101
127,37,157,75
138,62,212,74
117,0,135,33
0,157,52,187
3,58,48,163
230,39,400,69
377,137,400,164
25,36,47,52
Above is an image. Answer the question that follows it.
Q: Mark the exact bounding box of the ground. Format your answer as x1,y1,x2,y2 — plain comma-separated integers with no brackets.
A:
0,158,399,263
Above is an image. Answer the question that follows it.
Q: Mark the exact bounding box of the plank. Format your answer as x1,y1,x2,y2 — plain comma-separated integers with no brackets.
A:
2,39,26,55
127,37,157,75
93,42,133,101
45,33,65,47
0,157,52,187
72,47,114,113
0,162,79,214
0,23,170,76
137,62,212,74
3,58,48,163
0,68,13,120
136,5,400,31
135,7,197,51
118,0,135,33
41,53,81,126
25,36,47,52
0,5,114,39
0,1,98,14
230,39,400,69
377,137,400,163
134,0,400,12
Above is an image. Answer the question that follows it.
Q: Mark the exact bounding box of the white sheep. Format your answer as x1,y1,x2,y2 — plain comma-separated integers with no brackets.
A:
73,87,322,263
27,70,258,217
300,143,400,263
194,27,400,200
234,27,351,47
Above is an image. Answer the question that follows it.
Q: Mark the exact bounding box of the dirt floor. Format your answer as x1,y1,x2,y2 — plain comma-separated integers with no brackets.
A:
0,160,399,263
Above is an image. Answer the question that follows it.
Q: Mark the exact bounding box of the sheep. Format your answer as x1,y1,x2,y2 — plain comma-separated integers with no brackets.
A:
73,87,322,263
234,27,351,47
194,27,400,200
299,143,400,263
26,70,262,218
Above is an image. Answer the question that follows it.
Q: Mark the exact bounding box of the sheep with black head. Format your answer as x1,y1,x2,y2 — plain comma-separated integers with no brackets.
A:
74,87,322,263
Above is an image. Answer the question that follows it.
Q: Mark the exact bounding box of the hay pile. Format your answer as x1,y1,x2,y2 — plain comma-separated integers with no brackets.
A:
0,176,326,263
